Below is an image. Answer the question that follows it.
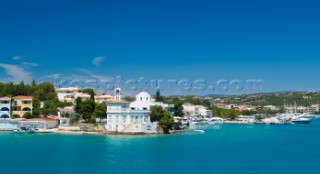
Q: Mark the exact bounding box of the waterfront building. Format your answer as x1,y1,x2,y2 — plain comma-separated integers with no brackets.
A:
297,106,308,113
236,105,256,111
11,96,33,118
95,94,113,104
130,92,174,111
19,118,60,129
56,87,91,104
183,103,212,118
214,103,225,109
57,106,75,117
105,89,157,133
308,105,319,114
264,105,280,111
224,104,238,109
0,120,19,130
0,118,59,130
0,97,11,118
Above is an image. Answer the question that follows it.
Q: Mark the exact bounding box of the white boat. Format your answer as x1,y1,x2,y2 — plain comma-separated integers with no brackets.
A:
292,117,311,124
277,113,312,124
208,117,224,124
277,103,312,124
181,118,190,126
194,130,205,133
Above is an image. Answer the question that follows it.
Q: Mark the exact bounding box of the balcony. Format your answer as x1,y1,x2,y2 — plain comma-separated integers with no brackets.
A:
107,108,150,114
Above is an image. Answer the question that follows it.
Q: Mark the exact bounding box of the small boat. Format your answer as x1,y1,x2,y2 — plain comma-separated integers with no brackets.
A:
208,117,224,125
181,118,190,126
292,117,311,124
194,130,205,133
12,127,34,134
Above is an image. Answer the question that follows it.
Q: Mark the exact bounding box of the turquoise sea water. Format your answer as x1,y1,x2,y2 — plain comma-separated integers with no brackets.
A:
1,119,320,174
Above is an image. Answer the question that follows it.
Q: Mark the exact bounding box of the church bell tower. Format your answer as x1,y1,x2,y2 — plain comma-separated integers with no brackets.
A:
114,88,122,100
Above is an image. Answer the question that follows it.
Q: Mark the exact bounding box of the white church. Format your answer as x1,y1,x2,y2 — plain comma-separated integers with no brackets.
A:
105,88,173,134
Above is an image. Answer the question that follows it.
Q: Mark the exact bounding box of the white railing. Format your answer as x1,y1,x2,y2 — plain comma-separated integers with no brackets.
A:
108,109,150,113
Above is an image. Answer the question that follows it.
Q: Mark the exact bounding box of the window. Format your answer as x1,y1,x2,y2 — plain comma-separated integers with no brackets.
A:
24,101,28,104
140,97,142,101
146,97,148,101
143,108,147,110
14,101,18,106
108,115,112,122
131,107,135,110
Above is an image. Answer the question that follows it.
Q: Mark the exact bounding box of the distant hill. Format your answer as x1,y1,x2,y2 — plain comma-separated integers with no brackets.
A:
204,94,227,97
215,91,320,107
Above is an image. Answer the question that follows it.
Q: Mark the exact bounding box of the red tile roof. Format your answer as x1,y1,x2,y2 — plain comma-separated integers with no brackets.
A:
12,96,33,100
107,100,129,104
0,96,11,100
41,118,59,121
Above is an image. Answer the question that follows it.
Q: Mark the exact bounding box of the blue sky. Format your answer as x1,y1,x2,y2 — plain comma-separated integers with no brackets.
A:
0,0,320,95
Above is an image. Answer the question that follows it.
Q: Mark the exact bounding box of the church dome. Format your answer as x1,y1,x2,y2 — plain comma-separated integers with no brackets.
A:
135,92,151,102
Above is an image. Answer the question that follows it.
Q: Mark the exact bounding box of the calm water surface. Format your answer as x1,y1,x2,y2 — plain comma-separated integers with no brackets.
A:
1,119,320,174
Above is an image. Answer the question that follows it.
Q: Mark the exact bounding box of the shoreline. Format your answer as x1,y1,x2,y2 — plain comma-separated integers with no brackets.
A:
0,128,183,136
2,118,317,136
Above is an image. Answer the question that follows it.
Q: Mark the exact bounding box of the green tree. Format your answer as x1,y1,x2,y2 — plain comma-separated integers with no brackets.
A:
255,115,264,121
159,111,174,134
170,98,184,117
92,103,107,122
42,100,59,116
75,97,82,113
11,114,20,119
82,88,95,100
80,99,96,122
155,89,164,102
32,98,41,118
70,113,81,124
212,107,240,120
150,106,165,122
17,81,26,96
33,82,57,101
23,112,33,119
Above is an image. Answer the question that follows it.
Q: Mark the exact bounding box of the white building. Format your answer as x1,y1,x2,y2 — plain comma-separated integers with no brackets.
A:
297,106,308,113
106,89,157,134
264,105,279,111
95,94,113,104
130,92,174,111
308,105,319,114
56,87,91,104
0,97,11,118
224,104,238,109
183,103,212,118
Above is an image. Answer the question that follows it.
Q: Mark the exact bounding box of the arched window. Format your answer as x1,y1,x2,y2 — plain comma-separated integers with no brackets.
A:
0,114,9,118
22,107,31,111
0,107,9,111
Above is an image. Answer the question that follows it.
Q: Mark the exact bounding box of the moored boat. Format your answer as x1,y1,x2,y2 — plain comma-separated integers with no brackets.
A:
292,117,311,124
12,127,34,134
